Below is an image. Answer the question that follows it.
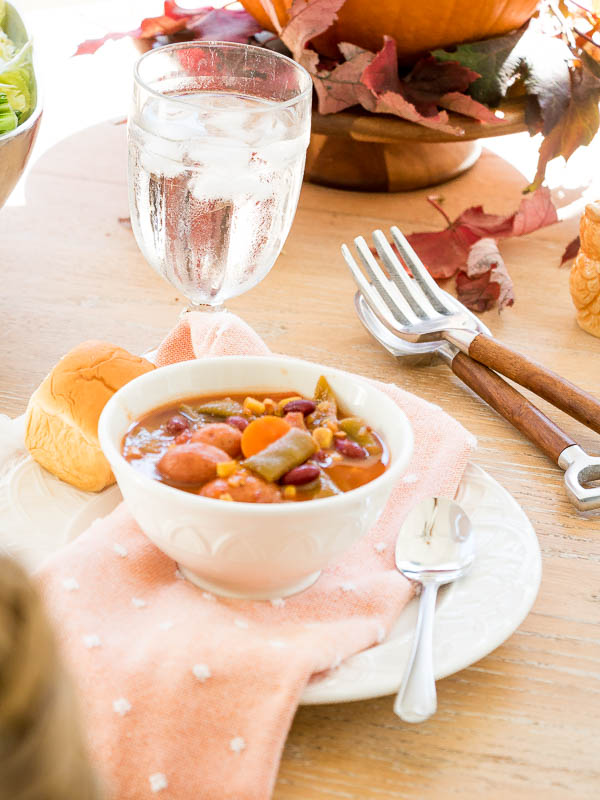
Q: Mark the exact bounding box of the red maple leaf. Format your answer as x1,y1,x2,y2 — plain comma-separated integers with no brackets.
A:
404,189,557,310
74,2,261,56
312,43,375,114
457,238,515,311
407,188,558,280
280,0,346,68
456,269,501,312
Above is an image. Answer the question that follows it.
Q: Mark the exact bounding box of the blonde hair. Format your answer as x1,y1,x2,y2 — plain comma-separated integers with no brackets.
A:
0,556,101,800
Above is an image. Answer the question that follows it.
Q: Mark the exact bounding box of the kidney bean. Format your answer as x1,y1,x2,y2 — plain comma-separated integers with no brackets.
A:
157,442,229,485
165,414,189,434
281,464,321,486
226,415,249,432
335,438,367,459
282,399,316,416
200,474,282,503
191,423,242,458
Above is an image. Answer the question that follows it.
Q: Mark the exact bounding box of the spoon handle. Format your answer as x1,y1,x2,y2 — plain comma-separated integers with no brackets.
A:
394,581,438,723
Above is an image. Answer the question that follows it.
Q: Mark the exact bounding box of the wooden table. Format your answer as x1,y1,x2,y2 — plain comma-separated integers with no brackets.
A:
2,118,599,799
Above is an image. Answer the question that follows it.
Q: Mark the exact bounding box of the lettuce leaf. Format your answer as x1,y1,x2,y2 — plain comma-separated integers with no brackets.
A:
0,29,33,126
0,91,17,133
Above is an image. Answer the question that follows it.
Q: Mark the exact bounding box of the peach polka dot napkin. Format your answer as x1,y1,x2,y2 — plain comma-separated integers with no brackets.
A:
38,312,475,800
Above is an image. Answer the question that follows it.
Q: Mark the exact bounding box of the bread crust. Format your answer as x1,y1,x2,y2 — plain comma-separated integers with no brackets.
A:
24,341,154,492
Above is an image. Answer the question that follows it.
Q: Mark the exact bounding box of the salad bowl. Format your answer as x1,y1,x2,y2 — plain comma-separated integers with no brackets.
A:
0,1,41,209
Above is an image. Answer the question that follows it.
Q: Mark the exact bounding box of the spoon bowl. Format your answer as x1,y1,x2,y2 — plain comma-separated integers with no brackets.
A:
394,496,475,723
395,496,475,582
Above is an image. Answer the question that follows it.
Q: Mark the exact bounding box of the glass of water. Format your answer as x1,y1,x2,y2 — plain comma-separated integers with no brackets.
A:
128,42,312,310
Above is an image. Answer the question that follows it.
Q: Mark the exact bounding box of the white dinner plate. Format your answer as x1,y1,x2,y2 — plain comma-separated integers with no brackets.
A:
0,414,540,705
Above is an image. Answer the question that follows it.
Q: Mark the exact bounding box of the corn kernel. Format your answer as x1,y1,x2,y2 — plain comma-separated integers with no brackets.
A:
283,485,297,499
243,396,265,416
333,430,347,439
312,426,333,449
219,492,234,501
263,397,276,414
325,419,339,433
217,460,238,478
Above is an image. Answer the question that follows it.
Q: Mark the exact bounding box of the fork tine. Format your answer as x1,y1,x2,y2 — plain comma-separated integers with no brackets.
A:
352,237,419,325
371,230,440,321
390,225,454,315
341,243,412,329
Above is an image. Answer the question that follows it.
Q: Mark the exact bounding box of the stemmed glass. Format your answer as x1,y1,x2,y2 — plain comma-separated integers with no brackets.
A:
128,42,312,312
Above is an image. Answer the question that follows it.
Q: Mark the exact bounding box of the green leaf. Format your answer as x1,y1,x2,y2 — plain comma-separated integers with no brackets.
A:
0,29,16,63
434,24,572,134
0,91,17,133
0,67,31,116
433,27,526,105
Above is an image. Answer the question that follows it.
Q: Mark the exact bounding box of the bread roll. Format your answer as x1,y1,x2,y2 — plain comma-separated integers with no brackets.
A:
25,341,154,492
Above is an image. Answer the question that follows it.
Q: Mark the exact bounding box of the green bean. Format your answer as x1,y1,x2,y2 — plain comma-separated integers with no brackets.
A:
194,398,243,417
339,417,382,455
243,428,317,482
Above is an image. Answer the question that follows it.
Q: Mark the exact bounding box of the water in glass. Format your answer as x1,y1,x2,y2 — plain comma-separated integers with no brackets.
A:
129,88,309,307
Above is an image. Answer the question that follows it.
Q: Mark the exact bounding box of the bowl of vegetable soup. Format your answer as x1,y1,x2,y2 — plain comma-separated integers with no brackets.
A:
99,356,413,599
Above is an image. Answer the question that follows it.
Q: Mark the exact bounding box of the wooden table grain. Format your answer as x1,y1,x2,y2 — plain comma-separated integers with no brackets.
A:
1,119,599,799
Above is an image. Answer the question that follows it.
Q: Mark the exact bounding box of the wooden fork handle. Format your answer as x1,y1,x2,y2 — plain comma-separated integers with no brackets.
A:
451,351,575,463
467,333,600,435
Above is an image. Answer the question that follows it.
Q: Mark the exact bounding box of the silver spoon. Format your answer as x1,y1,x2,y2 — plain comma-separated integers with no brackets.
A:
394,496,475,723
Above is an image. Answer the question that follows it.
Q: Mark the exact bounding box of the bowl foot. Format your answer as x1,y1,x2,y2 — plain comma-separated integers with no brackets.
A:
306,135,481,192
177,565,322,601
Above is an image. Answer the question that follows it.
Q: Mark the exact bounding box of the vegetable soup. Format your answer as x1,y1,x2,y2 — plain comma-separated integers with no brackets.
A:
122,376,388,503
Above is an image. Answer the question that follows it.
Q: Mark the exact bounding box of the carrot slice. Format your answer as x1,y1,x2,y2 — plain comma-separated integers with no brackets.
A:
241,415,291,458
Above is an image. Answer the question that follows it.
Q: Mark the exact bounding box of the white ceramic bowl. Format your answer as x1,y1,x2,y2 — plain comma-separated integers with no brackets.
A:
99,356,413,599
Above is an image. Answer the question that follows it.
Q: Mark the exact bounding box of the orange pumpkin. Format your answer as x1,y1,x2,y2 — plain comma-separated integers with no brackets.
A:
241,0,539,62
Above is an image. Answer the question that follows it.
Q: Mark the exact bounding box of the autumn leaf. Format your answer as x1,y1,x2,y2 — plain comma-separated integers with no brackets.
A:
456,238,515,312
314,37,490,134
311,43,375,114
436,91,501,123
359,35,399,97
455,269,501,312
402,57,480,107
75,31,141,56
433,28,527,105
184,8,264,43
561,235,581,265
74,2,261,56
433,23,572,133
511,185,559,234
280,0,346,69
529,66,600,190
368,50,492,133
406,188,557,310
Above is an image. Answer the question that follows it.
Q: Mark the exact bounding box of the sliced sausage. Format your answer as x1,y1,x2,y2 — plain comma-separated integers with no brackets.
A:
283,411,307,431
191,423,242,458
200,473,282,503
157,442,229,485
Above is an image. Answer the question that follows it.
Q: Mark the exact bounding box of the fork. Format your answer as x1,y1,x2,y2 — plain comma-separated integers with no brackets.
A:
343,227,600,512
